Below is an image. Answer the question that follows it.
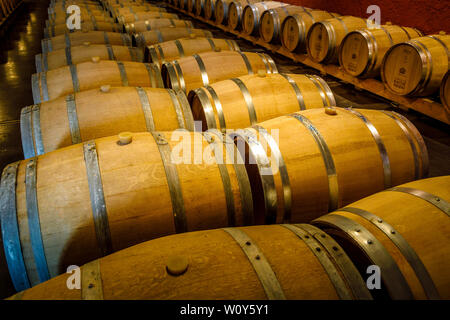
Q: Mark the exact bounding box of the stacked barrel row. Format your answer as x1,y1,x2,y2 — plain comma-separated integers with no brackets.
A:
0,0,448,300
168,0,450,109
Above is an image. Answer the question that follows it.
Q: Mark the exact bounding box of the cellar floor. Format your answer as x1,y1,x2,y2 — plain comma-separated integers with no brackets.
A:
0,0,449,178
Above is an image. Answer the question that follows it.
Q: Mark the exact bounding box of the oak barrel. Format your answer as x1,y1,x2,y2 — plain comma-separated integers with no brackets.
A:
7,225,372,299
313,176,450,299
232,107,428,225
161,51,278,93
241,1,288,35
214,0,233,25
134,28,213,47
41,31,133,54
43,21,123,38
35,44,144,72
146,37,240,67
381,34,450,96
259,5,310,43
21,86,195,158
281,10,338,53
339,24,423,78
0,131,253,292
204,0,215,20
189,73,335,131
31,59,163,103
194,0,205,16
113,6,167,19
307,16,368,63
124,19,193,34
46,14,115,27
118,12,179,24
228,0,263,30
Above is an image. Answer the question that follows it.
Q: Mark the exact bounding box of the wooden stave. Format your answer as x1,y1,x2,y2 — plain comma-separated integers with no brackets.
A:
43,21,124,39
1,131,254,291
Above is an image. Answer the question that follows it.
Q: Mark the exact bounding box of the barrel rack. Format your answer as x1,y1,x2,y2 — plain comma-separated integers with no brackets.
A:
0,0,23,30
166,4,450,125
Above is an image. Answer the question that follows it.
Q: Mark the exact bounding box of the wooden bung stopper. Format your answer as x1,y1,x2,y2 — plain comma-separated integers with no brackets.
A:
439,31,446,35
257,69,266,77
166,255,189,276
118,132,133,145
325,107,337,115
83,41,91,46
386,21,392,25
91,56,100,63
100,85,111,93
214,47,222,52
189,33,197,39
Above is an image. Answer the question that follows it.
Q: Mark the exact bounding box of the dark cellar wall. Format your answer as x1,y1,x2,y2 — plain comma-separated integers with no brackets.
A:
285,0,450,35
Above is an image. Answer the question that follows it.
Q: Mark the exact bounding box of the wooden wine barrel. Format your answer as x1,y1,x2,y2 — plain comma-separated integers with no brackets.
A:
441,71,450,111
204,0,215,20
232,107,428,225
49,3,102,16
118,11,179,24
46,14,115,27
313,176,450,299
31,59,163,103
7,224,375,300
259,5,311,43
134,28,213,47
0,131,253,292
21,87,195,158
44,21,123,38
186,0,195,12
241,1,288,35
146,37,240,67
161,51,278,93
35,44,144,72
50,8,106,20
189,73,335,131
228,0,262,30
381,34,450,97
194,0,205,16
280,11,339,53
41,31,133,54
124,19,193,34
214,0,233,25
339,25,423,78
113,5,166,19
307,16,368,64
